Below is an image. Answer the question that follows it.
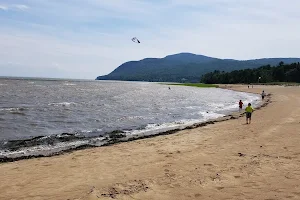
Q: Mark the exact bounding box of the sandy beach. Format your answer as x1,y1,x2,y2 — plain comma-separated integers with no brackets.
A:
1,85,300,200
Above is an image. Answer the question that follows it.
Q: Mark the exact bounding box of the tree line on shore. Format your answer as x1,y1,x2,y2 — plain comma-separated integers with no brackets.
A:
201,62,300,84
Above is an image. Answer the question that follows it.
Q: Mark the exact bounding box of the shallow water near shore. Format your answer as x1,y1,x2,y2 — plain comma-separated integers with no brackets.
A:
0,78,260,159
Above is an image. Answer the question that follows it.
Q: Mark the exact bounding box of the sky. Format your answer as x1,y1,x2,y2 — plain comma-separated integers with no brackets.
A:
1,0,300,79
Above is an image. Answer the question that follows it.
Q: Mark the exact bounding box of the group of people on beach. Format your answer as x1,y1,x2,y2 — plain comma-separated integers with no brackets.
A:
238,90,266,124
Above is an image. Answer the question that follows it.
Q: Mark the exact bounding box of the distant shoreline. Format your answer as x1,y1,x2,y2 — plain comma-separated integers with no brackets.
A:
0,76,94,81
164,83,219,88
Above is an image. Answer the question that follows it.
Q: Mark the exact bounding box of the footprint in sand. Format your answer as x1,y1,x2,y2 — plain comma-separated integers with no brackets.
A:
194,193,202,197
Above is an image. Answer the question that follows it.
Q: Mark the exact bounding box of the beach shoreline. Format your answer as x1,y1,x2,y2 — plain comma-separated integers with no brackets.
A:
0,86,263,163
1,85,300,200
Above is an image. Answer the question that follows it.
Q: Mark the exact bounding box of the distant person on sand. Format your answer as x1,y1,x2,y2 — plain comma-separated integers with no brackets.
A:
261,90,266,100
245,103,254,124
239,100,243,112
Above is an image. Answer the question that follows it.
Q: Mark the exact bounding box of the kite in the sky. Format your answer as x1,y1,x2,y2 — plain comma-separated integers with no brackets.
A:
132,37,140,43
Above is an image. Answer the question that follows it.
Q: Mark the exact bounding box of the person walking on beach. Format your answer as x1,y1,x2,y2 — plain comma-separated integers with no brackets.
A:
239,100,244,112
261,90,266,100
245,103,254,124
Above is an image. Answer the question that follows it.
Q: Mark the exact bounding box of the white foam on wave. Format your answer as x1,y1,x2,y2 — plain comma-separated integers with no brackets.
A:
186,105,203,110
63,83,76,86
199,111,225,120
48,102,77,107
75,129,103,135
206,93,260,114
0,107,25,112
0,138,106,158
208,103,226,108
124,118,210,139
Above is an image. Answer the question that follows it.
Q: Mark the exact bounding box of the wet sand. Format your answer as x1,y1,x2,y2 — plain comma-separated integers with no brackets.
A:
1,85,300,200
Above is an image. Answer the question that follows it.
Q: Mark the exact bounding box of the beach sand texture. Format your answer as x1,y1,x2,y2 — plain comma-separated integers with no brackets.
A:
1,85,300,200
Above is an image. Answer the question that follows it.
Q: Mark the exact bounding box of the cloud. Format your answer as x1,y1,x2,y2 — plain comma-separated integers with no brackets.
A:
0,4,29,11
13,4,29,11
0,5,8,10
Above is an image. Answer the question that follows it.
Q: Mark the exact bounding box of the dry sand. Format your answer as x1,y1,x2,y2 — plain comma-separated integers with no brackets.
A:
1,85,300,200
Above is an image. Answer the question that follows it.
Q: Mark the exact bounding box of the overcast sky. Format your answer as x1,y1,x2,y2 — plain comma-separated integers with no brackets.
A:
1,0,300,79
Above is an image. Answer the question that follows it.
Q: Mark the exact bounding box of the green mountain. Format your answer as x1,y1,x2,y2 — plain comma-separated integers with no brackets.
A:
96,53,300,83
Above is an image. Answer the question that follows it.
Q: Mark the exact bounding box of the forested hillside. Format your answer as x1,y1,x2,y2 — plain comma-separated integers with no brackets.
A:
201,62,300,84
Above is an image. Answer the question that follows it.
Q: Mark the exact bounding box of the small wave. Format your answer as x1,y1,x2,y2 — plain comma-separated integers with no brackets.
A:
0,130,115,159
0,107,27,116
63,83,76,86
185,106,203,110
48,102,77,107
206,94,260,113
76,129,103,134
199,112,225,120
117,116,145,121
0,140,93,158
0,133,86,152
10,111,26,116
208,103,225,108
125,118,205,138
48,120,80,124
0,107,26,112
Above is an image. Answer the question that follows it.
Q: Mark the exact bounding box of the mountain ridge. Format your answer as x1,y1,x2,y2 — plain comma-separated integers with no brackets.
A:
96,53,300,83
